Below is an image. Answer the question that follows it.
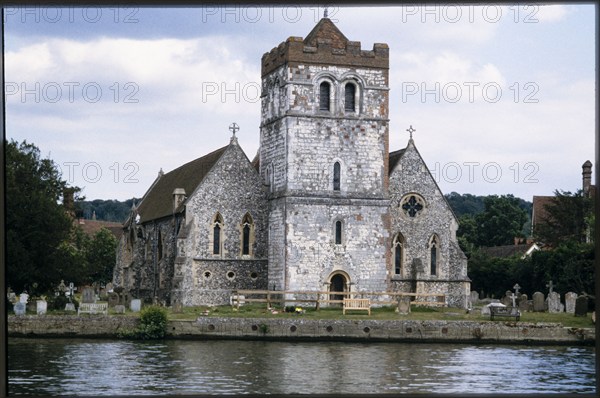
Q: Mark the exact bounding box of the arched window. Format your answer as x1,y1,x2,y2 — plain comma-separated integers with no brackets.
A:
212,213,224,255
319,81,330,111
429,235,439,276
335,220,343,245
393,233,404,276
241,213,254,256
333,162,341,191
344,83,356,112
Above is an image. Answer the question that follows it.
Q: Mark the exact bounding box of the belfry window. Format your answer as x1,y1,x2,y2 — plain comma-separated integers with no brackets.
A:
393,233,404,275
335,220,342,245
212,213,224,255
429,235,439,276
319,82,331,111
333,162,341,191
344,83,356,112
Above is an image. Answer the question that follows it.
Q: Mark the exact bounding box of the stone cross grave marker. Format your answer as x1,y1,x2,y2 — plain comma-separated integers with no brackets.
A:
547,291,563,313
532,292,545,312
509,293,517,308
575,296,588,317
546,280,554,294
513,283,521,296
565,292,578,314
81,286,96,304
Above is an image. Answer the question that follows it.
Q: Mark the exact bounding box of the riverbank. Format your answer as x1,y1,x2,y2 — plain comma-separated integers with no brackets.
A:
7,315,595,345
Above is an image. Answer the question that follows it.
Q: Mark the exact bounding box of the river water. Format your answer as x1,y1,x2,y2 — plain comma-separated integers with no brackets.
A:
8,338,595,395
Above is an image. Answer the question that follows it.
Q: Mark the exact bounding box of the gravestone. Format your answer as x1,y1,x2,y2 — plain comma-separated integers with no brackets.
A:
105,282,114,292
13,302,26,316
546,292,564,313
532,292,545,312
19,292,29,304
172,301,183,314
518,294,529,312
397,296,411,315
470,291,480,305
575,296,588,317
130,299,141,312
81,286,96,303
501,291,512,307
27,301,37,313
36,300,47,315
565,292,578,314
114,305,126,314
107,292,120,307
65,303,76,312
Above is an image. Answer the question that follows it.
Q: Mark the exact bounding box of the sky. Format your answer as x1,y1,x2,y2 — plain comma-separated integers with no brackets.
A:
3,4,596,203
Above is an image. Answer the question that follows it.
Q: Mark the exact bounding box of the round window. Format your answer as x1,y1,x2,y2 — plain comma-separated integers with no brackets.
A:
400,194,426,218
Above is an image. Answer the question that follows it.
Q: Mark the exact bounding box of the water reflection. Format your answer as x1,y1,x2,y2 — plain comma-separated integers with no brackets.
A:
8,338,596,395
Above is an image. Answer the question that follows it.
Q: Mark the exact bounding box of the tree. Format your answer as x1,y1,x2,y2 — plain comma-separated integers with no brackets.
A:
5,140,79,294
474,194,528,247
535,189,594,247
85,228,118,285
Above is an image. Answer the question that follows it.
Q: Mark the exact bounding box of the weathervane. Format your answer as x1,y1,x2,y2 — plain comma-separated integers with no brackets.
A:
229,122,240,137
406,125,416,140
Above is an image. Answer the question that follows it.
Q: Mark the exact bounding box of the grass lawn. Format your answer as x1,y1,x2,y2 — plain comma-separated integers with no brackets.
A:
164,303,595,328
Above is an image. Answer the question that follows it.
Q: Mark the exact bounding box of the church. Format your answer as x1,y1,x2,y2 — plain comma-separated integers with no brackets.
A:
113,17,471,309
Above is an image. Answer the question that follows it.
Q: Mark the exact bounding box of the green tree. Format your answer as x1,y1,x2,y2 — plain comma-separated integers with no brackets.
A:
5,139,79,294
456,214,477,257
535,189,594,247
474,194,528,247
85,227,118,285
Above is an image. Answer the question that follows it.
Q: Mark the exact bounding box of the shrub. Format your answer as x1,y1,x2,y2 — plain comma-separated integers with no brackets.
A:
120,306,168,340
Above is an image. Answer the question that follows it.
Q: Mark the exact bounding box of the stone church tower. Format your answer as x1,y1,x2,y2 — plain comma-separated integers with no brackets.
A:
260,18,391,298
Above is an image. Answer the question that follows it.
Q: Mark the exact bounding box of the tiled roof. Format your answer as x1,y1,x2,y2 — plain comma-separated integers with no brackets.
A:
479,243,538,258
74,219,123,239
136,145,228,223
303,18,349,49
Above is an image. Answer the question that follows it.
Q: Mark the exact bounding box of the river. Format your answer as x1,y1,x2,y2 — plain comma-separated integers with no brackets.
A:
8,338,595,395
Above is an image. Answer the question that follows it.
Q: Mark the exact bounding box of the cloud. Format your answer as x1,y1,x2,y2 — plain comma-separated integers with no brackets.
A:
535,5,569,23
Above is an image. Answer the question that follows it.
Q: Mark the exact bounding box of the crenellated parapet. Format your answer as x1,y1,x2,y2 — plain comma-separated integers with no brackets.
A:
261,18,388,76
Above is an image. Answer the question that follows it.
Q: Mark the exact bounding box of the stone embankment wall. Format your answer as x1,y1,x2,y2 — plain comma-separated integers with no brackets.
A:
8,315,594,345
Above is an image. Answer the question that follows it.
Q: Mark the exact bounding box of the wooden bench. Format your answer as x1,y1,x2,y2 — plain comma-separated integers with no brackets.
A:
490,306,520,321
78,303,108,315
343,298,371,315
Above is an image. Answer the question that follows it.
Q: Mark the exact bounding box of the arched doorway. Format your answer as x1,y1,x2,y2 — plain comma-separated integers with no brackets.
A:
328,271,350,305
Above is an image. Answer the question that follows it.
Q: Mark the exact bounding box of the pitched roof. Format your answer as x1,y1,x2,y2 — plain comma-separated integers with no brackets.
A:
388,148,406,174
479,242,539,259
303,18,349,49
136,145,228,223
74,219,123,239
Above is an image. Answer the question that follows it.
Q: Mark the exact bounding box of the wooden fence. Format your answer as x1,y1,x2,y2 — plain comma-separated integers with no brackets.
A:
230,290,446,310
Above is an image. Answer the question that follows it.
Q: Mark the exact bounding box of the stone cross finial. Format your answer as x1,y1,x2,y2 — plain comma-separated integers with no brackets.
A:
546,280,554,294
509,293,517,307
407,125,416,140
324,7,328,18
229,122,240,137
513,283,521,296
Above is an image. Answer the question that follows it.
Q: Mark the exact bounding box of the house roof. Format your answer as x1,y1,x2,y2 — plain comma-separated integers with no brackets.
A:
74,219,123,239
136,145,228,223
479,242,539,258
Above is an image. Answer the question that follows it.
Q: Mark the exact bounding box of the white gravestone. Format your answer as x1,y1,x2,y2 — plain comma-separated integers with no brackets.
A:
546,291,564,313
13,302,26,316
565,292,578,314
130,299,141,312
19,292,29,304
36,300,47,315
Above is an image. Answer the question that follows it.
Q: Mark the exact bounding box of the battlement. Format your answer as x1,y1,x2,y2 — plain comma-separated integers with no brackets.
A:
261,18,389,76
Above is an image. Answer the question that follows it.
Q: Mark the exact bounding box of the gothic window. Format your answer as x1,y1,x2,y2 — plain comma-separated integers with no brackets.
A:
429,235,439,276
319,81,331,111
333,162,341,191
212,213,224,255
241,213,254,256
393,233,404,276
400,194,425,218
344,83,356,112
335,220,343,245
